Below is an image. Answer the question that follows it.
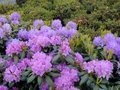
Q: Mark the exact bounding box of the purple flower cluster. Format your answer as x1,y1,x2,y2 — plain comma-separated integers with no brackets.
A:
10,12,21,25
93,33,120,60
51,19,62,30
33,19,44,29
59,39,71,56
18,29,28,40
93,36,104,47
17,58,30,71
6,39,27,56
30,52,52,76
0,16,7,24
55,66,79,90
0,23,11,39
83,60,113,79
4,12,119,89
0,85,8,90
75,52,83,65
66,21,77,30
4,65,21,82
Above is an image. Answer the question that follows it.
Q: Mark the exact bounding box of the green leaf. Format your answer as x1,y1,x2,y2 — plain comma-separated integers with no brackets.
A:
79,74,88,85
93,85,99,90
20,51,25,59
84,57,90,61
52,54,60,64
110,86,114,90
101,79,109,84
100,84,107,90
66,56,74,65
22,70,31,76
87,79,92,86
27,75,36,83
8,82,14,88
45,75,54,87
115,81,120,85
79,72,86,76
37,77,42,85
88,76,95,82
29,85,33,90
49,72,60,77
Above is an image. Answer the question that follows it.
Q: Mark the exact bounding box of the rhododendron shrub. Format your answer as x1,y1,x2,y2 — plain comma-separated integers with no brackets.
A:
0,12,119,90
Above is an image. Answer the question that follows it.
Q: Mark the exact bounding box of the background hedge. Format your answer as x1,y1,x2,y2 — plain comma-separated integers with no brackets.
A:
0,0,120,37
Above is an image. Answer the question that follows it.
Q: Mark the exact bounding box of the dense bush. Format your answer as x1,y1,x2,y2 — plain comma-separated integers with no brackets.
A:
0,12,120,90
0,0,119,37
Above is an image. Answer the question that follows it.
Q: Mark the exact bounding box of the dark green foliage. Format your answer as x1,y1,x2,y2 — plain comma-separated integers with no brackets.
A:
0,0,119,37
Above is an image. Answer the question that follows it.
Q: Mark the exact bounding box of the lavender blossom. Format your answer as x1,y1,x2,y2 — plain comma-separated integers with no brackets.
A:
10,12,21,21
18,29,28,40
59,39,71,56
83,60,113,80
50,35,62,46
30,52,52,76
2,23,12,35
66,21,77,30
51,19,62,30
55,67,79,90
93,36,104,47
104,33,115,43
33,19,44,29
0,16,7,23
75,52,83,65
0,85,8,90
0,28,4,38
4,65,21,82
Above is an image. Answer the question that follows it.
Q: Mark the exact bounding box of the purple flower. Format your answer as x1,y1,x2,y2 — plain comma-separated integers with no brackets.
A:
39,82,49,90
69,86,79,90
40,25,56,37
2,23,12,35
6,39,27,56
27,29,40,39
83,60,97,73
105,41,120,55
33,19,44,29
66,21,77,30
0,58,3,64
93,36,104,47
6,59,14,67
67,29,77,38
40,25,51,33
28,35,50,52
104,33,115,43
56,27,68,37
30,52,52,76
18,29,28,40
55,67,79,90
59,39,71,56
10,12,21,21
83,60,113,80
0,85,8,90
51,19,62,30
17,58,30,71
4,65,21,82
12,87,19,90
50,35,62,46
0,16,7,23
0,28,4,38
75,52,83,65
11,20,20,25
94,60,113,80
116,37,120,44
